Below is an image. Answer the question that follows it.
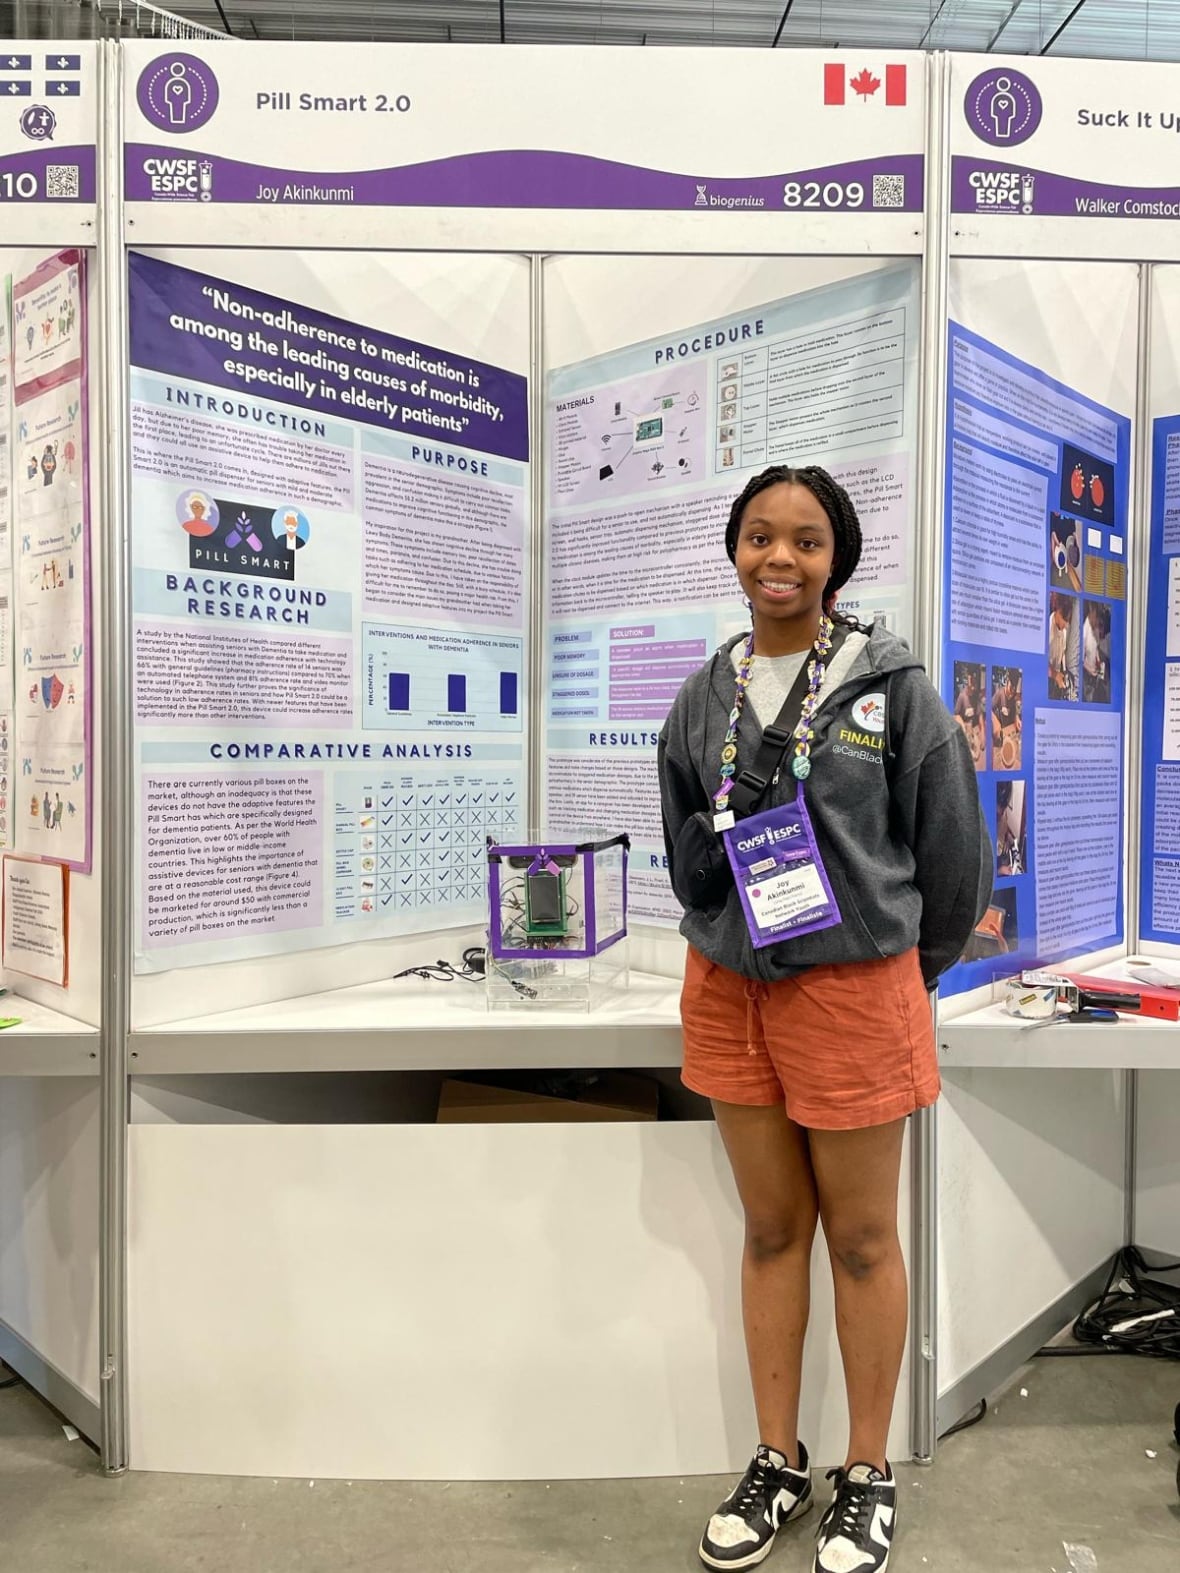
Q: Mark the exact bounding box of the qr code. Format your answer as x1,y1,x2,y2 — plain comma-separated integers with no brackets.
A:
46,165,79,200
872,174,906,209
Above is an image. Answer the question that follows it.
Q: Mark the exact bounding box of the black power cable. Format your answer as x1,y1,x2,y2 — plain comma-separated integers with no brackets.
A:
392,946,486,985
1035,1246,1180,1360
939,1397,987,1441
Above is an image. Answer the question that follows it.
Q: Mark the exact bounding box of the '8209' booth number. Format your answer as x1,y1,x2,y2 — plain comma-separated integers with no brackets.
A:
783,180,866,209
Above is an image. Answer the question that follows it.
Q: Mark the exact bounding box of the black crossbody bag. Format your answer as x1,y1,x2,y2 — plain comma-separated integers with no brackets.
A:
671,627,847,911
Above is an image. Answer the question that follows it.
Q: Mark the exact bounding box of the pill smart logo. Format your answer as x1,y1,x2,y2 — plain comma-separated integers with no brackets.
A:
964,68,1042,148
176,489,308,582
137,53,220,134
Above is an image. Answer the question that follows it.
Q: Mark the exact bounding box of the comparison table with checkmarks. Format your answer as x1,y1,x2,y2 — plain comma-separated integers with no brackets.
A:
333,768,523,923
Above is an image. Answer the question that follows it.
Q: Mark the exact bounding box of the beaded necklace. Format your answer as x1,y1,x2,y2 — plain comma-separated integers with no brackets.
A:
713,613,834,814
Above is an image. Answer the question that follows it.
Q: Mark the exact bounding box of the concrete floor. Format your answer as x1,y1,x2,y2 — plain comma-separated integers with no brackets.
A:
1,1357,1177,1573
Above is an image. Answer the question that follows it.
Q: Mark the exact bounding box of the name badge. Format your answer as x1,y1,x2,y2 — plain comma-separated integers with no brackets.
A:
721,788,841,949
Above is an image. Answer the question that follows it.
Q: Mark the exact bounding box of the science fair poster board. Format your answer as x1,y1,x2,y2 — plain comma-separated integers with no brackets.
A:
0,277,12,852
1139,270,1180,948
543,263,921,927
121,41,926,252
0,41,97,242
941,318,1130,996
129,252,528,973
10,248,90,870
950,52,1180,260
1141,408,1180,944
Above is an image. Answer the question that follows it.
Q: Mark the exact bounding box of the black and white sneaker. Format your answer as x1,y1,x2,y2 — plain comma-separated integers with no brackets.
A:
813,1462,896,1573
699,1442,813,1570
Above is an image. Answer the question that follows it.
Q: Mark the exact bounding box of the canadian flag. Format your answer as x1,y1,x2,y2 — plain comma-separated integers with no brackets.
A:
824,62,907,106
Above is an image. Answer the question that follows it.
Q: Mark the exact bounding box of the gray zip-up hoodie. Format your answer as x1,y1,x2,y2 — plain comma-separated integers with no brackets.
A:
657,624,993,985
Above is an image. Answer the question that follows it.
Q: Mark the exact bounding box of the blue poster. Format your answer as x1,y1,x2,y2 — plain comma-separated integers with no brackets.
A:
1140,414,1180,942
941,323,1130,996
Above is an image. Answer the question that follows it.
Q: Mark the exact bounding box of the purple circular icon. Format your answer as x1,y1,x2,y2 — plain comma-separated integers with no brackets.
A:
964,68,1042,148
137,53,219,134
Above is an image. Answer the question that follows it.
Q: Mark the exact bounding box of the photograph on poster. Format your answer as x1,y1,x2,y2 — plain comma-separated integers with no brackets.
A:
941,319,1129,994
1048,592,1080,702
1083,600,1112,704
964,887,1018,962
1061,443,1114,525
544,264,921,925
991,664,1022,771
1048,512,1082,592
995,780,1027,878
952,661,987,771
128,253,529,972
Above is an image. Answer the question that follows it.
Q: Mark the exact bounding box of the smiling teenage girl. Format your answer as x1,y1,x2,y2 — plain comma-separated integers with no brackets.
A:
658,466,991,1573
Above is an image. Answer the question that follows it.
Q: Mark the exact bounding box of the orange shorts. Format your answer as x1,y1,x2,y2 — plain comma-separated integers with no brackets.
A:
680,946,940,1130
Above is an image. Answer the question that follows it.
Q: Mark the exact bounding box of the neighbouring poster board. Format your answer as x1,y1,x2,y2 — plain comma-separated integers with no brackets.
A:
129,253,529,972
11,249,90,869
1141,409,1180,941
941,320,1130,995
0,274,12,853
542,263,921,927
2,852,67,985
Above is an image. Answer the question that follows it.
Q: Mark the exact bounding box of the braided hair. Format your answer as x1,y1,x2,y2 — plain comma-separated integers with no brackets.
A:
724,464,863,622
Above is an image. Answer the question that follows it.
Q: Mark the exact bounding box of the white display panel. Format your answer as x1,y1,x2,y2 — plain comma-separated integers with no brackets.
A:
937,1068,1124,1398
0,41,97,244
1134,1072,1180,1256
121,41,927,253
0,1077,99,1404
950,53,1180,260
542,255,921,931
128,1117,911,1478
130,249,528,1026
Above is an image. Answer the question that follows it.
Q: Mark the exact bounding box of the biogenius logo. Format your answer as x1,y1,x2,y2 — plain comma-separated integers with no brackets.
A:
968,168,1036,214
141,156,213,200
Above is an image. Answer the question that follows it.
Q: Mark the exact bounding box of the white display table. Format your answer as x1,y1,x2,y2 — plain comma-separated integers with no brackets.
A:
132,971,685,1074
0,999,99,1076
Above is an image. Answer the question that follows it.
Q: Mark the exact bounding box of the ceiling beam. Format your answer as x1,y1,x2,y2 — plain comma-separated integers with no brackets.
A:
918,1,950,50
1041,0,1088,55
988,0,1026,51
213,0,233,34
771,0,796,48
500,0,506,44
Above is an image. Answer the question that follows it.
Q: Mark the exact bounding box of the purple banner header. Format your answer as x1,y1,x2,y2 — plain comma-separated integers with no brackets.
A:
125,145,924,214
128,254,529,463
953,156,1180,221
0,145,95,203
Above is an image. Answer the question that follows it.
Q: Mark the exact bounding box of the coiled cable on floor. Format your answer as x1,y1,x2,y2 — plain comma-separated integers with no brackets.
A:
1035,1246,1180,1360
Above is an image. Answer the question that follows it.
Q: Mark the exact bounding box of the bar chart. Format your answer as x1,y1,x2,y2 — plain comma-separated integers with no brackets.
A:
363,621,523,733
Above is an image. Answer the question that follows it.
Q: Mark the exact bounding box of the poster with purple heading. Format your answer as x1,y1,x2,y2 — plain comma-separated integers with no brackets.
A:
11,250,90,871
129,254,529,972
941,322,1130,996
543,266,920,926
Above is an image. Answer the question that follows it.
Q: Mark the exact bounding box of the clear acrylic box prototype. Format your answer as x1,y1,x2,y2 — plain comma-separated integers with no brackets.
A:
485,832,630,1012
